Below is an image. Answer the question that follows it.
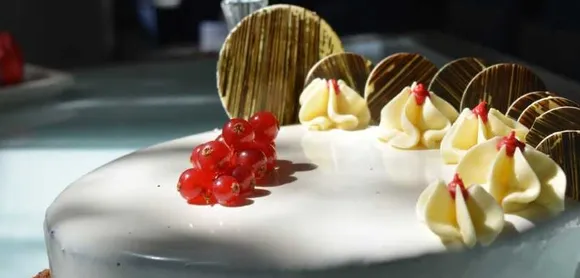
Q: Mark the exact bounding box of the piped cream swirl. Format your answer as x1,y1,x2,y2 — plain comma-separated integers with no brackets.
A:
440,102,529,164
416,176,504,248
378,82,458,149
456,133,566,215
299,78,370,131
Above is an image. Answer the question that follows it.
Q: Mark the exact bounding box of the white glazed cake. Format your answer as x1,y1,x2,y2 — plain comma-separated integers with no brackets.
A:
44,122,578,278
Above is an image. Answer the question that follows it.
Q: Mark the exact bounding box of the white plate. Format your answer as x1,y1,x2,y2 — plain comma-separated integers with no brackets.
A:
0,64,74,105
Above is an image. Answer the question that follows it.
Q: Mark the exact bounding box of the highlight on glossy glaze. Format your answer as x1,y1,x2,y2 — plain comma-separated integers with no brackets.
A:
440,101,529,164
456,132,567,215
378,82,459,149
416,174,504,248
298,78,371,131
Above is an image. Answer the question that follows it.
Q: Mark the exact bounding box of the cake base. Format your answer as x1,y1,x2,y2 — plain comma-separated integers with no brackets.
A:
44,126,580,278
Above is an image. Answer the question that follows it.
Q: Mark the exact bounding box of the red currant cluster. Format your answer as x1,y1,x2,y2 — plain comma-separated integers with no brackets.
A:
0,32,24,86
178,111,280,206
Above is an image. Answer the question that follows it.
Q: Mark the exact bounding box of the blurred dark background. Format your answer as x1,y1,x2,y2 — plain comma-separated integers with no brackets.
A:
1,0,580,79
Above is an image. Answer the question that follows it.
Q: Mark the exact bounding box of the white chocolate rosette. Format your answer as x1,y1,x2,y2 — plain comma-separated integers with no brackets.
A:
298,78,371,131
378,82,459,149
440,101,529,164
456,132,567,215
417,174,504,248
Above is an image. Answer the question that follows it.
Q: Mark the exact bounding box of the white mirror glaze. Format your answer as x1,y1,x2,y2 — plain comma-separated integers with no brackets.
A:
45,125,575,278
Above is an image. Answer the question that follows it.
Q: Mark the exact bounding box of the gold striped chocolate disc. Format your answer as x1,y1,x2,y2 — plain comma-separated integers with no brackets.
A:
517,96,580,128
364,53,437,123
304,52,372,96
461,63,546,113
536,130,580,201
217,4,344,125
506,91,557,120
428,57,486,110
526,106,580,147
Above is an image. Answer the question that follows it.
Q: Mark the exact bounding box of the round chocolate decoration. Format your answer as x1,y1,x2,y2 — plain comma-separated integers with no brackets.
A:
506,91,556,120
364,53,437,123
536,130,580,201
461,63,547,113
428,57,486,110
304,52,372,96
526,106,580,147
518,96,580,129
217,4,344,125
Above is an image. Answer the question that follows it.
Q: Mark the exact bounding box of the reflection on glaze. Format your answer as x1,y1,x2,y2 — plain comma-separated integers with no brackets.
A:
378,82,458,149
299,78,370,131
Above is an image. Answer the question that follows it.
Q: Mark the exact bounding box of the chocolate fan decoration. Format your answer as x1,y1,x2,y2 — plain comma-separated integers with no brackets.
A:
536,130,580,201
428,57,486,110
461,63,547,113
526,106,580,147
304,52,372,96
517,96,580,129
506,91,556,120
217,4,344,125
364,53,437,123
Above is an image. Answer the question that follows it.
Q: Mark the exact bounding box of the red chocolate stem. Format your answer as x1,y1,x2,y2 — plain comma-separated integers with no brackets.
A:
329,79,340,95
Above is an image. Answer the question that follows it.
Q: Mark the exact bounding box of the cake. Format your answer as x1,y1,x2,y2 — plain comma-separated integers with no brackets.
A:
39,4,580,278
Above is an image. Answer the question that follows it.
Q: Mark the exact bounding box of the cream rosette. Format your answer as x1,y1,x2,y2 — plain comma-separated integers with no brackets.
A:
298,78,370,131
456,132,567,215
379,82,458,149
441,102,529,164
417,174,504,248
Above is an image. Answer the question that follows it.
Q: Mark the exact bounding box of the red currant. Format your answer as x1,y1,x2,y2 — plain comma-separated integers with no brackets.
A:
230,165,256,195
190,144,204,167
177,168,212,201
195,140,232,173
222,118,254,148
249,111,279,143
212,175,241,204
249,141,277,171
232,149,267,179
215,134,231,149
0,32,24,85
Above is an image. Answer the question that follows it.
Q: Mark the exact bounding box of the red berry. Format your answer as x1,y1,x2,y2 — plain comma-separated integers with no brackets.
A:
190,144,204,167
215,134,231,149
232,149,267,179
222,118,254,148
195,140,232,173
251,141,277,171
447,173,468,200
212,175,241,204
0,32,24,85
177,168,212,201
249,111,279,142
231,165,256,195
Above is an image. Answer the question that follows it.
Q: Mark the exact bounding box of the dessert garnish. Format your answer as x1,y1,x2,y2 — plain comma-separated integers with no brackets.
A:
298,78,371,131
178,111,280,206
440,101,528,164
416,174,504,248
378,82,459,149
496,131,525,157
411,83,430,105
0,32,24,86
456,134,566,215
